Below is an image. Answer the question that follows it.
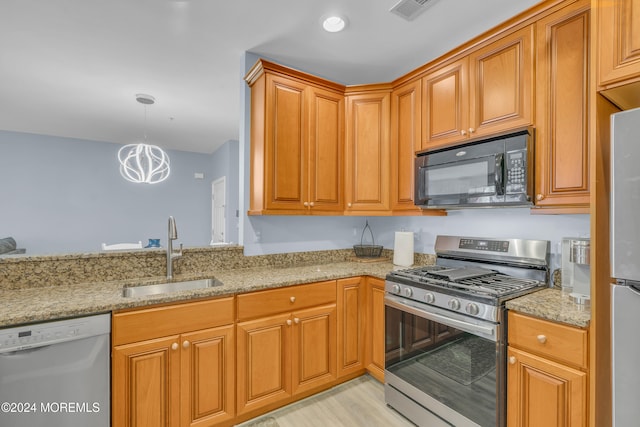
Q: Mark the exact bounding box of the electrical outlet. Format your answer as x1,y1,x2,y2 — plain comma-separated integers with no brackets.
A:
254,231,261,243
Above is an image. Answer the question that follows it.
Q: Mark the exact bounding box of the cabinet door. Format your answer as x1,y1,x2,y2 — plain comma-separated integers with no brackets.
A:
422,58,470,149
391,80,422,211
181,325,235,427
469,25,534,137
337,277,365,378
308,86,344,212
236,313,292,415
535,1,590,210
112,335,181,427
598,0,640,86
264,74,308,212
507,347,587,427
366,277,386,382
345,91,391,213
292,304,337,394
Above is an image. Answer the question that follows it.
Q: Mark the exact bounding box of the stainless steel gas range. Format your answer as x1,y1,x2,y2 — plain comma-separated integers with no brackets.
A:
384,235,550,427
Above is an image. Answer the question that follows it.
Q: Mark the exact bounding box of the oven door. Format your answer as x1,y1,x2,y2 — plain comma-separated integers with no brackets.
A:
415,153,504,207
384,295,503,427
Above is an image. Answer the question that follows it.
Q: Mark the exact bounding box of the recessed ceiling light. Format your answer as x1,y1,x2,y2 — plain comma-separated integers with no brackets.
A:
322,16,347,33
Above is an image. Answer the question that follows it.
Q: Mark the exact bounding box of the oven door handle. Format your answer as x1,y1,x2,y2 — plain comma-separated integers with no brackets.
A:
385,295,497,340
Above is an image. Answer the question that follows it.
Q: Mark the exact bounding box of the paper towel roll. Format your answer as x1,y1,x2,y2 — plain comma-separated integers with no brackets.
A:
393,231,414,267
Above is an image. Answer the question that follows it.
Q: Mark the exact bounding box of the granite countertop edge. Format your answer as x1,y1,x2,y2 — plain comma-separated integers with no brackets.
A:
1,262,591,329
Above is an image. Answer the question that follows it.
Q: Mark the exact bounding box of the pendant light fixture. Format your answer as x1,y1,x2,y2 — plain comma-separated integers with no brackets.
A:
118,94,171,184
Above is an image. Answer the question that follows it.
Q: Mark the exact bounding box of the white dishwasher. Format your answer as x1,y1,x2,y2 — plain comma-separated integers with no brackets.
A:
0,313,110,427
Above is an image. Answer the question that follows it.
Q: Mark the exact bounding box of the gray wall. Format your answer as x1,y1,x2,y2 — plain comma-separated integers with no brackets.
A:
0,131,214,254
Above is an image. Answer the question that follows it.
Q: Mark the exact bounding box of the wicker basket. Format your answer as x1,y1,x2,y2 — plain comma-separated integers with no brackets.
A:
353,220,383,258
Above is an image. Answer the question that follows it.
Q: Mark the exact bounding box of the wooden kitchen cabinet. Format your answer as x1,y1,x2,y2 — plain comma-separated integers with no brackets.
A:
235,281,337,416
337,277,365,378
534,0,591,212
245,59,345,215
507,311,588,427
365,276,386,382
421,26,534,150
597,0,640,88
112,297,236,427
344,87,391,214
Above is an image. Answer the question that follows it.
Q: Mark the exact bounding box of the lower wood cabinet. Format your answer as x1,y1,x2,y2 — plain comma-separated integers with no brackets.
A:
365,276,386,382
337,277,365,378
235,281,337,417
507,311,588,427
112,297,235,427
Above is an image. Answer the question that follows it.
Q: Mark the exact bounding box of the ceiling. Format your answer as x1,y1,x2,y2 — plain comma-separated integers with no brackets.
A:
0,0,541,154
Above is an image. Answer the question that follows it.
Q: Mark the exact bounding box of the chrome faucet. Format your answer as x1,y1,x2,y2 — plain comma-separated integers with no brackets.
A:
167,216,183,279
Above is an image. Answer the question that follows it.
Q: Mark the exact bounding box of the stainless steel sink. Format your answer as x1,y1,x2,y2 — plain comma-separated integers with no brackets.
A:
122,278,223,298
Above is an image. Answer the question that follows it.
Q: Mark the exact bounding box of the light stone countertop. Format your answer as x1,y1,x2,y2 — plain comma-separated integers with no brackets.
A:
1,260,590,329
0,261,400,327
505,288,590,328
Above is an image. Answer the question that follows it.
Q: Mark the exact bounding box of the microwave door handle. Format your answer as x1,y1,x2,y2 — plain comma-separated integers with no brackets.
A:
495,153,505,196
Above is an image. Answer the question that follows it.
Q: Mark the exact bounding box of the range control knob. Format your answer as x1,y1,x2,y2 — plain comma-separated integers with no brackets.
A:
466,303,480,315
424,292,435,304
448,299,461,311
391,284,401,294
404,287,413,298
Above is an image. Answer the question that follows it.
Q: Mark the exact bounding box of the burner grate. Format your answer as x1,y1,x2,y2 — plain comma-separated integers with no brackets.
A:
391,266,542,297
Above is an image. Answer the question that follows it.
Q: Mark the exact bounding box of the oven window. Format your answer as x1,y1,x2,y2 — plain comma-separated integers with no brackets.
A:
423,156,496,198
385,305,497,427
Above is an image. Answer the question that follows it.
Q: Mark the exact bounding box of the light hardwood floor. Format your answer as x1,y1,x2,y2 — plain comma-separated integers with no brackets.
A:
236,375,415,427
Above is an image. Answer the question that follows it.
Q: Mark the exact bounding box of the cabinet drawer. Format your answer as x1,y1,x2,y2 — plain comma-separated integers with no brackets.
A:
113,297,234,346
237,280,337,320
508,311,588,369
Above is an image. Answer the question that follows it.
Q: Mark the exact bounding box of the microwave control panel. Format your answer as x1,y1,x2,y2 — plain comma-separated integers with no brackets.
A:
505,149,527,194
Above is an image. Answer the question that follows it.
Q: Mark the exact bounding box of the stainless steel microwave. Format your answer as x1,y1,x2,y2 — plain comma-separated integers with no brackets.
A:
415,127,534,209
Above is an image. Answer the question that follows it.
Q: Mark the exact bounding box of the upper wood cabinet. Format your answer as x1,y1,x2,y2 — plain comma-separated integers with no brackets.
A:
421,26,534,151
344,88,391,214
534,0,591,212
391,80,423,212
246,60,345,215
597,0,640,88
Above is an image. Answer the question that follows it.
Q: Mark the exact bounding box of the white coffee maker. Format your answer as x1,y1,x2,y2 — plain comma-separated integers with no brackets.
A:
561,237,591,305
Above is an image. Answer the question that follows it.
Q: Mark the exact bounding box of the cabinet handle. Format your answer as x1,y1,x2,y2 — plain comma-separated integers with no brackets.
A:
460,130,467,136
286,319,292,326
509,356,517,365
182,340,190,349
537,334,547,344
290,296,296,303
171,342,178,351
294,317,300,324
536,194,544,201
468,127,475,134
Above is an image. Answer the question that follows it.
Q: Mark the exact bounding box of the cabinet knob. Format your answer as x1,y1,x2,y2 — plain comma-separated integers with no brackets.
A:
294,317,300,324
171,342,179,351
536,194,545,201
460,130,467,136
537,334,547,344
303,202,309,207
347,202,352,208
509,356,517,365
286,319,292,326
182,340,190,349
309,202,314,207
290,296,296,303
468,127,475,134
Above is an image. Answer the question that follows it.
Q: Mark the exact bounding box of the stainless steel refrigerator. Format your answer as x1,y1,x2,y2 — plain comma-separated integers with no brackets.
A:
611,106,640,427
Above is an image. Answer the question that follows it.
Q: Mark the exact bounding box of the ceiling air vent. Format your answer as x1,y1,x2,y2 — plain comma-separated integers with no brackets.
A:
389,0,436,21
